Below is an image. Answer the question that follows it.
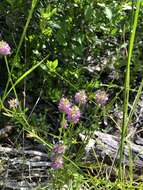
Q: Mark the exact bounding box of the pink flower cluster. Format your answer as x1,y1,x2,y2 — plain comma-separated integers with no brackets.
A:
67,105,81,124
95,90,109,106
51,143,65,169
51,155,64,169
75,90,87,105
58,91,87,125
53,144,65,154
58,97,81,124
58,98,71,114
0,41,11,55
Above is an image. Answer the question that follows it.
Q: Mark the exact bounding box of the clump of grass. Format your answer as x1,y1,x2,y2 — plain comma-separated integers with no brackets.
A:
119,0,141,181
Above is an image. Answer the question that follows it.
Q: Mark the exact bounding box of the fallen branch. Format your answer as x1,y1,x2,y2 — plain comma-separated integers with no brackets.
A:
80,131,143,172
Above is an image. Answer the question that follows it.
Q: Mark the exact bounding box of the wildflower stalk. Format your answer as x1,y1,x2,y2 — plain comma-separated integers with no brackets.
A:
0,98,13,117
4,56,19,105
15,0,37,57
119,0,141,180
3,0,38,100
15,111,80,170
59,113,65,140
3,54,49,101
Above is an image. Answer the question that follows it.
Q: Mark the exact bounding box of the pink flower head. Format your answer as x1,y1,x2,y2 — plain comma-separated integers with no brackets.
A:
75,90,87,105
67,105,81,124
58,97,71,114
95,90,109,106
51,155,64,169
0,41,11,55
53,144,65,154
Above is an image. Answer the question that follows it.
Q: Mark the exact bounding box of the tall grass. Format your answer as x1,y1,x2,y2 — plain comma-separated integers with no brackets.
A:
3,0,38,101
119,0,141,180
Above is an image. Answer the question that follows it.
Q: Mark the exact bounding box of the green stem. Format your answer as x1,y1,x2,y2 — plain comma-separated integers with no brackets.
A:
128,78,143,125
15,0,38,57
3,0,38,99
4,56,18,102
3,54,49,101
119,0,141,180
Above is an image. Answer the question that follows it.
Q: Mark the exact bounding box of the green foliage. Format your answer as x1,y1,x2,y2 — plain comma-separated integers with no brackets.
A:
1,0,141,101
1,0,143,189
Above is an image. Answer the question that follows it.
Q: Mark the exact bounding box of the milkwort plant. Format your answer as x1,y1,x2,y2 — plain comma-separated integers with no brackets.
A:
1,0,143,189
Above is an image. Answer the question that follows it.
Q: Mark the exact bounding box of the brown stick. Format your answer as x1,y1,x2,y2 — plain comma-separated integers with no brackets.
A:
80,131,143,171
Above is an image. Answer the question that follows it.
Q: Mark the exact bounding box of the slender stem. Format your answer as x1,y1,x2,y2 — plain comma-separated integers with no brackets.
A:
19,113,80,170
3,54,49,101
3,0,38,99
119,0,141,180
4,56,18,101
128,78,143,125
15,0,38,58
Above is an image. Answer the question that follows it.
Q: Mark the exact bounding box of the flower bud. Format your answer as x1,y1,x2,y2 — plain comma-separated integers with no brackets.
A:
0,41,11,55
